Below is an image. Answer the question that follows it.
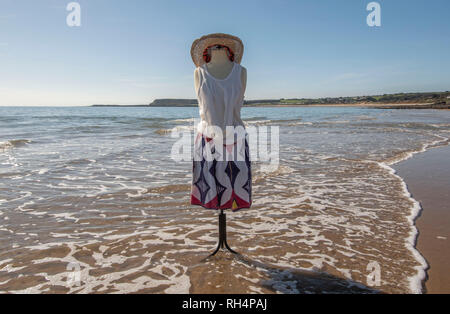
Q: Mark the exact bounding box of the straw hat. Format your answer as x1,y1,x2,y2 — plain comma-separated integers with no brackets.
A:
191,33,244,67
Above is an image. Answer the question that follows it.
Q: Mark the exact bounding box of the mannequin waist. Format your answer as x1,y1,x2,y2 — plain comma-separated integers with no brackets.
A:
196,120,247,144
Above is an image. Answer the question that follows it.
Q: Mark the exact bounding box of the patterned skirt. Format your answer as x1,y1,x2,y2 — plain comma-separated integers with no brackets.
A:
190,132,252,211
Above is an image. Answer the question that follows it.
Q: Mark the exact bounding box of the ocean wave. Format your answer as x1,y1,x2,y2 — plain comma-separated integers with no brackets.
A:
375,160,428,294
355,115,377,121
253,164,295,182
1,106,449,293
373,134,449,292
398,122,446,130
155,128,173,135
171,118,196,124
256,117,302,124
321,120,350,124
0,139,31,151
383,134,449,166
245,116,268,121
155,125,195,135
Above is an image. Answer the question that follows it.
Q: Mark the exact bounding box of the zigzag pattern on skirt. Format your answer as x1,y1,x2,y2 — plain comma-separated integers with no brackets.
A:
190,132,252,211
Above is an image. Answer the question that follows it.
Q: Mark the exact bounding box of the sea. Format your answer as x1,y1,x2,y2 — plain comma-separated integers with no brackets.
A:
0,105,449,293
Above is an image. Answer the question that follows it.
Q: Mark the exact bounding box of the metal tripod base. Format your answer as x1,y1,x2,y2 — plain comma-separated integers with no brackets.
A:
209,210,239,256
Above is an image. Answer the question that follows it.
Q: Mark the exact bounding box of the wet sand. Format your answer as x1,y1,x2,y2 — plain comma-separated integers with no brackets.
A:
393,144,450,294
1,106,449,293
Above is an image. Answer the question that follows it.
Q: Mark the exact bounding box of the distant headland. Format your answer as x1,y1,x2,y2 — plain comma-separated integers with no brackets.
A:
91,91,450,109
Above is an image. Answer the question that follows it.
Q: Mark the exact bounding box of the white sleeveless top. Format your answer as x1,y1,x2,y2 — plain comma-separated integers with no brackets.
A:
195,62,245,141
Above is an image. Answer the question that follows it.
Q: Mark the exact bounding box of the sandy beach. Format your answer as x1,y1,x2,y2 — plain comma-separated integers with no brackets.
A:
393,144,450,293
1,106,449,293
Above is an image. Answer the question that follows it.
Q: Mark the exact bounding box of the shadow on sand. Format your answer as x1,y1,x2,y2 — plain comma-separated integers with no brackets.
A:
196,252,381,294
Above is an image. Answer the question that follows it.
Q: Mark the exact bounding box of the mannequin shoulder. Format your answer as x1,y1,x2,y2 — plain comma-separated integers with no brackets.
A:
194,67,201,82
240,65,247,81
240,65,247,76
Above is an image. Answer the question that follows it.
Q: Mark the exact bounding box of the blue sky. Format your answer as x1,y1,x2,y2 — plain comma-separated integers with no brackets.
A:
0,0,449,106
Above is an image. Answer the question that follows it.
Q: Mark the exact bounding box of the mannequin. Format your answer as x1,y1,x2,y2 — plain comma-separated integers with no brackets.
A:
194,47,247,96
190,36,251,256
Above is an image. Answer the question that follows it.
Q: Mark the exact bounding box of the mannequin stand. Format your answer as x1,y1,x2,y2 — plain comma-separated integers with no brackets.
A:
209,209,239,256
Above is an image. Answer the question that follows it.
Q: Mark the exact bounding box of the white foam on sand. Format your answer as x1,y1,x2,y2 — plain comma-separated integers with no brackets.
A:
0,236,192,294
378,161,427,293
376,134,450,293
2,110,449,294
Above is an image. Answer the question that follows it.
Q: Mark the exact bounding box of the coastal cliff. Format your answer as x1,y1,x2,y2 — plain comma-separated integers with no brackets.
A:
92,92,450,108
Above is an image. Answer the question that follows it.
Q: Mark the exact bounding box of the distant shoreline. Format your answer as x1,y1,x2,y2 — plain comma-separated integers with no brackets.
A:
91,102,449,110
92,91,450,109
92,104,149,107
247,103,450,109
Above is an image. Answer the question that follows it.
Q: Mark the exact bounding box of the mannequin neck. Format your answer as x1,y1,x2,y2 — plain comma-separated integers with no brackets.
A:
208,49,233,67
